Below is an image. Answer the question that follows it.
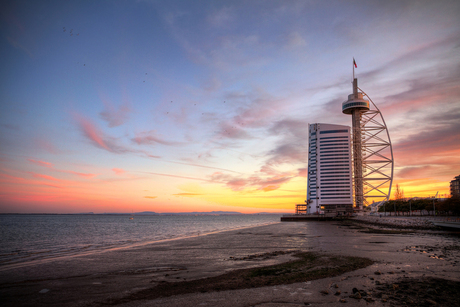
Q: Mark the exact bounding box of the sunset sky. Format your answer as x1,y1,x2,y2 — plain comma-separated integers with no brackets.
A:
1,0,459,213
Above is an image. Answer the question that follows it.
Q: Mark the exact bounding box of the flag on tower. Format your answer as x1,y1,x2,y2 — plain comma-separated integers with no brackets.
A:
353,58,357,68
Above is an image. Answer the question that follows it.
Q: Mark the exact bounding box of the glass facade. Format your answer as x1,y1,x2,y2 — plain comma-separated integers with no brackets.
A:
306,123,353,215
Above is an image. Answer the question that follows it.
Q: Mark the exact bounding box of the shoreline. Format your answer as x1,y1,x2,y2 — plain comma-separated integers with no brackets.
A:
0,221,281,273
2,220,459,306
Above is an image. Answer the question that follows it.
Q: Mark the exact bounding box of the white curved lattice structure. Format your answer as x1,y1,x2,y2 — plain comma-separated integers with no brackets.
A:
358,87,394,212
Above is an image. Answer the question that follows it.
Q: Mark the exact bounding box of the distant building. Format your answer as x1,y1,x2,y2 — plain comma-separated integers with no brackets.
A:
451,175,460,197
306,123,353,216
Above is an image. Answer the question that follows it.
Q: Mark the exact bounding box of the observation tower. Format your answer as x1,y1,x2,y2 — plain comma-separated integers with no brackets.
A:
342,78,369,211
342,72,394,212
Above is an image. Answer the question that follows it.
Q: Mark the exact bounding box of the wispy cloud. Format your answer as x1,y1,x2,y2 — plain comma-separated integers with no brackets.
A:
75,114,111,151
74,113,131,153
112,168,126,175
214,90,291,140
132,130,181,146
99,99,132,127
28,159,53,168
27,158,96,179
173,193,203,197
30,172,60,181
66,171,96,178
209,171,294,192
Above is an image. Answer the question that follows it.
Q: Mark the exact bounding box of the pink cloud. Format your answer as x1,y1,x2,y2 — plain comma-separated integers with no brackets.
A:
66,171,97,178
209,171,293,192
74,113,132,153
132,131,180,146
112,168,125,175
0,172,25,183
74,114,111,151
26,158,96,179
297,168,307,177
141,171,215,183
42,183,63,188
27,159,53,167
30,172,60,181
397,166,433,179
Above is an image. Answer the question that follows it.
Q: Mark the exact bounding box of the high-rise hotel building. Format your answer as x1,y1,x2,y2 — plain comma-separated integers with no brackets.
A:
306,123,353,216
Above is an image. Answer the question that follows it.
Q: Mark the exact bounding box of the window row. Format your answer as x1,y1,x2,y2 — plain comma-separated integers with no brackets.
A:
320,153,349,157
320,161,351,165
321,196,353,199
321,171,350,175
320,147,349,152
320,137,348,141
320,178,351,182
320,157,350,161
319,130,349,134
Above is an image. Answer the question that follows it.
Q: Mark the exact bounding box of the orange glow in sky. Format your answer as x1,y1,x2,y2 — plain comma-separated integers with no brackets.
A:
1,1,459,213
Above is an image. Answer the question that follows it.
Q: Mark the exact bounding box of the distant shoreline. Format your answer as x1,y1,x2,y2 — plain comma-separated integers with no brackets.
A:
0,212,289,216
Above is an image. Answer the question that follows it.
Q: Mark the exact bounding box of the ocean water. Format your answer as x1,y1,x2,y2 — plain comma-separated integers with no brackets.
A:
0,214,280,267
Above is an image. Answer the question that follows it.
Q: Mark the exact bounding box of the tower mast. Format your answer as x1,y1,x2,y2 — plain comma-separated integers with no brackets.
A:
342,76,370,211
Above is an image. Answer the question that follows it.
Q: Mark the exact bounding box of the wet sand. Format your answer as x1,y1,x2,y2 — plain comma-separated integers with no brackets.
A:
1,219,459,306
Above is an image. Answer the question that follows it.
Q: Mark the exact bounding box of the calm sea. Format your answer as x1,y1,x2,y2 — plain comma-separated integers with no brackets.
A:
0,214,280,267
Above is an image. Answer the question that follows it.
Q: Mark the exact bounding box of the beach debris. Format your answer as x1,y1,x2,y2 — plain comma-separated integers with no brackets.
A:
339,298,347,303
350,292,361,299
320,289,329,295
227,250,296,261
353,215,438,229
39,289,49,293
374,270,382,275
364,297,375,302
334,290,341,295
350,288,370,300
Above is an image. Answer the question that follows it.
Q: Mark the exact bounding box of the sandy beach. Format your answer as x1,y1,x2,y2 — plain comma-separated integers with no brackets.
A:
1,218,459,306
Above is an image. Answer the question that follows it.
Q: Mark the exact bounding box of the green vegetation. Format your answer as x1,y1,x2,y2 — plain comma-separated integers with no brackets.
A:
378,197,460,215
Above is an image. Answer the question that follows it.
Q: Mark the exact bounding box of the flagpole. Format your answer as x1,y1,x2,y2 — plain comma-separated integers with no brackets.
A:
353,58,355,80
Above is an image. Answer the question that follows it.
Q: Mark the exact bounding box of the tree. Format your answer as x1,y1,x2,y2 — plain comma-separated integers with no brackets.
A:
394,184,404,200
